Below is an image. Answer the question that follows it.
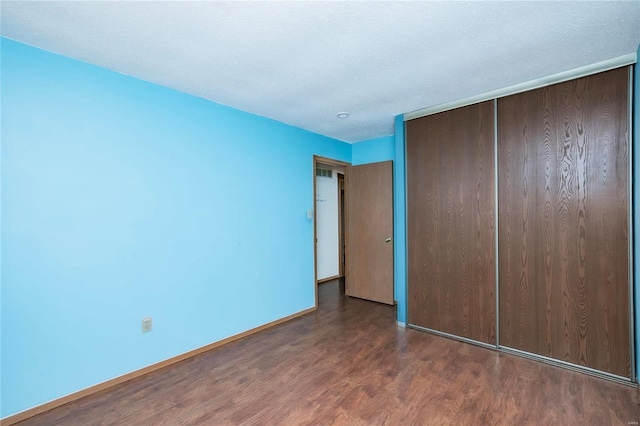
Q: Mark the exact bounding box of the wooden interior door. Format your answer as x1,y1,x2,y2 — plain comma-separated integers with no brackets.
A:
406,101,496,345
345,161,394,304
338,173,345,277
498,67,630,377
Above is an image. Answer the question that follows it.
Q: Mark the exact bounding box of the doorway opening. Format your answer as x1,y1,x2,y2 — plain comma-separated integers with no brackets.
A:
313,156,350,307
338,172,345,294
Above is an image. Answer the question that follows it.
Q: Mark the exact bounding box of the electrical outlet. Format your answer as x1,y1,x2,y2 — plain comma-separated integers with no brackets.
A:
142,317,152,333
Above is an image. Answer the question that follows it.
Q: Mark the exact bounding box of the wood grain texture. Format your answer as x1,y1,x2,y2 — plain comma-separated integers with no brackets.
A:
11,280,640,426
406,101,496,345
498,67,630,377
345,161,394,305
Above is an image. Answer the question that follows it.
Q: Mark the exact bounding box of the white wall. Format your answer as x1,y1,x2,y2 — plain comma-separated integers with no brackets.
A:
316,167,340,280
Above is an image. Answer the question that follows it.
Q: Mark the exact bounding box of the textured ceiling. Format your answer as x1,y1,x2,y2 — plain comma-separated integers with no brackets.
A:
2,1,639,143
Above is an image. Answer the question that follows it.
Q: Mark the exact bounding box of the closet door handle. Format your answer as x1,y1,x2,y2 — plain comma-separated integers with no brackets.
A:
385,237,392,243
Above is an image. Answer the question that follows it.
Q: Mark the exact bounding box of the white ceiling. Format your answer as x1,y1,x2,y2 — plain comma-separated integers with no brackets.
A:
1,1,639,143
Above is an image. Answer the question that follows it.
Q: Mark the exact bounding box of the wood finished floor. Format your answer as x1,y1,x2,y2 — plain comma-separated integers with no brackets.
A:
17,280,640,425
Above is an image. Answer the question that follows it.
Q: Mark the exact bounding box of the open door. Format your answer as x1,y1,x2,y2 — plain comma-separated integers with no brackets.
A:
338,173,345,278
345,161,393,305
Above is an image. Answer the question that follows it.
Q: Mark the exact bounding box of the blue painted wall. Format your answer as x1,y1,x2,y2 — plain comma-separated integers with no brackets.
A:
351,135,394,166
0,38,351,418
393,115,407,324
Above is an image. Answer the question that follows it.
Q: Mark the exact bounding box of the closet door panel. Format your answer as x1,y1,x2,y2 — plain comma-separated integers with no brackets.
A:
498,67,630,377
407,101,496,345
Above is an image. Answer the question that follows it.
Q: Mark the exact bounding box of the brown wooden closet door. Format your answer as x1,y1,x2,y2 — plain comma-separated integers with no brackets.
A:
498,67,630,377
407,101,496,345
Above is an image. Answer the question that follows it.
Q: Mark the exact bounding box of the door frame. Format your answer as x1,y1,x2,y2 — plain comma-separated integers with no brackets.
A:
337,172,345,278
313,155,351,308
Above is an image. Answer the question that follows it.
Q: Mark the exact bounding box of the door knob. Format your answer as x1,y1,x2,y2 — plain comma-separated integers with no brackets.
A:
385,237,392,243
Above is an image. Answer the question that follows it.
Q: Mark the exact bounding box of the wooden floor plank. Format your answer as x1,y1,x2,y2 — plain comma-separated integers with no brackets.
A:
15,279,640,425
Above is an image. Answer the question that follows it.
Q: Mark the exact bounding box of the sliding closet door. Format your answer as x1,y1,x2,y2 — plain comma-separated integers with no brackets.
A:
498,67,630,377
407,101,496,345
